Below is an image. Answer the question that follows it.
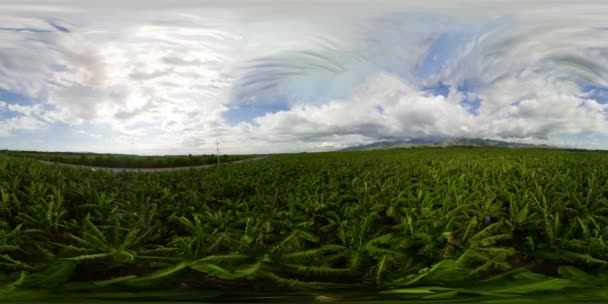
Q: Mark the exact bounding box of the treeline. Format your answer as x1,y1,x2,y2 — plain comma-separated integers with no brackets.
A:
0,150,251,168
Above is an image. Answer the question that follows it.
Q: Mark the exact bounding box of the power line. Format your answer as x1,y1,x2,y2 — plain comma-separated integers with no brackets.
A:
216,138,220,167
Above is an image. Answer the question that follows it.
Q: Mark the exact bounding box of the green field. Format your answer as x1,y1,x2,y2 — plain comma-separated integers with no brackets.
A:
2,148,608,302
3,150,253,168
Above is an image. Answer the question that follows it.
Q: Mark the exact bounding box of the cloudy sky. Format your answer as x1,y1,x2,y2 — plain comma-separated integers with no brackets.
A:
2,1,608,154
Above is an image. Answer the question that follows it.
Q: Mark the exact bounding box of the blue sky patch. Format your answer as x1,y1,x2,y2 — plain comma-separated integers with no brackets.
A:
424,82,451,97
579,84,608,103
375,104,385,114
224,103,290,124
0,109,21,120
463,96,481,116
2,122,113,152
0,27,53,33
0,89,36,105
416,32,477,79
49,22,70,33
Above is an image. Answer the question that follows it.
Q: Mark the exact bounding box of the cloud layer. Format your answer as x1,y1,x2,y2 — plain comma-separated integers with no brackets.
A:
2,1,608,153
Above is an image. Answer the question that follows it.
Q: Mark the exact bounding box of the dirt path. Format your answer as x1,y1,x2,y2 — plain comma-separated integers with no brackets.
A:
37,156,269,173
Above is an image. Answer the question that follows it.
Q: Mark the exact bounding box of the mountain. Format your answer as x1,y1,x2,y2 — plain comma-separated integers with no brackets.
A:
339,137,557,151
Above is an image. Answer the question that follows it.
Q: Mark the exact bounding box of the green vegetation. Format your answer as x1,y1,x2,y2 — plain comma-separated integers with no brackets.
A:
3,150,252,168
2,147,608,302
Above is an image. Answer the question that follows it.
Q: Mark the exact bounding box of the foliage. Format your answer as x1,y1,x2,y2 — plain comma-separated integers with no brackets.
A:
1,147,608,300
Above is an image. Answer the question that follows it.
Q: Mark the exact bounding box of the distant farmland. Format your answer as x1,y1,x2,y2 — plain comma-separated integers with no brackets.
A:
2,150,253,169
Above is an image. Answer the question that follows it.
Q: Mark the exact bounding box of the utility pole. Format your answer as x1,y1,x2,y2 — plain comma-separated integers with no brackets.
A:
216,138,220,167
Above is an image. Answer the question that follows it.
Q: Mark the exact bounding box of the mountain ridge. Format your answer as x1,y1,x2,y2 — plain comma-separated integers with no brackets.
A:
339,137,558,151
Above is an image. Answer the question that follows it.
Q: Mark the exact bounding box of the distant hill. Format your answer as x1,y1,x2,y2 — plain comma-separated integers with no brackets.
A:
339,137,558,151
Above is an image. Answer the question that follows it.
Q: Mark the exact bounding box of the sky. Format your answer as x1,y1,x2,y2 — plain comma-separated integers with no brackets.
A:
2,1,608,154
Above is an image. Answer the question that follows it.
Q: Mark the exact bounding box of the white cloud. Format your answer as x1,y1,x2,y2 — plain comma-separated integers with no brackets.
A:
0,101,44,116
0,116,47,137
251,73,472,139
2,1,608,152
0,101,47,137
204,72,608,153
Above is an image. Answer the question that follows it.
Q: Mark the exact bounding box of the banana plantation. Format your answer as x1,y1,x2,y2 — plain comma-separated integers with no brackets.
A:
1,148,608,302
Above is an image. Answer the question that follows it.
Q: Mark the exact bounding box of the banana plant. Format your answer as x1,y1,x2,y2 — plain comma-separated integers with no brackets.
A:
60,205,159,263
